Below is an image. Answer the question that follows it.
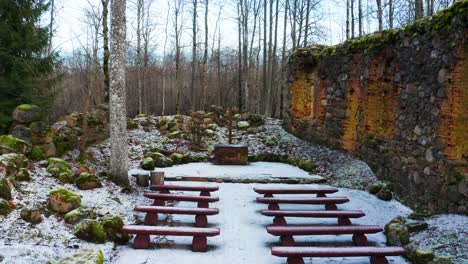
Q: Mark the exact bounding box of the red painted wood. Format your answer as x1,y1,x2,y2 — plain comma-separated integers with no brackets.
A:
133,234,151,249
254,187,338,194
257,197,349,205
135,206,219,215
287,257,305,264
271,246,405,257
144,192,220,203
261,210,365,218
122,225,220,236
192,236,208,252
151,184,219,192
371,256,390,264
267,225,383,236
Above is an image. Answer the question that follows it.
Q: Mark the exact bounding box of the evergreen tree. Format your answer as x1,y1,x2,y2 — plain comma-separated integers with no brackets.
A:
0,0,56,133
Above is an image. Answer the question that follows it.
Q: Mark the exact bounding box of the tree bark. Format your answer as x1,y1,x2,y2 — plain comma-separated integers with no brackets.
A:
201,0,209,110
304,0,310,46
376,0,382,32
191,0,198,110
137,0,143,114
351,0,355,38
346,0,350,39
280,0,288,119
263,0,268,114
102,0,110,103
109,0,128,185
358,0,362,37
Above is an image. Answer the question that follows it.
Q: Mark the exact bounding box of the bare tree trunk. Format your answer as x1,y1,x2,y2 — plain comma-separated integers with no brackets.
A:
346,0,350,39
304,0,310,46
376,0,382,32
237,1,243,111
263,0,268,114
102,0,110,103
280,0,288,119
137,0,143,114
291,0,297,50
201,0,209,110
351,0,355,38
242,0,249,112
162,1,170,115
415,0,424,20
296,1,304,47
174,0,183,114
389,0,394,29
358,0,362,37
270,0,279,117
48,0,55,56
191,0,198,110
109,0,128,185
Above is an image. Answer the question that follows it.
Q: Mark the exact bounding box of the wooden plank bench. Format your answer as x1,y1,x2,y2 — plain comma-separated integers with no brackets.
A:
144,192,220,208
267,225,383,246
257,196,349,210
254,187,338,197
151,184,219,196
135,205,219,227
122,225,220,251
272,246,405,264
261,210,365,226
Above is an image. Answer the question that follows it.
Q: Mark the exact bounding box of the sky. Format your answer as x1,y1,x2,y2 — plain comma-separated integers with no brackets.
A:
48,0,363,56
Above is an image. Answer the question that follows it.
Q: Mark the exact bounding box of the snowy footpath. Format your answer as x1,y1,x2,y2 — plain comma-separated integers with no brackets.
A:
118,164,412,264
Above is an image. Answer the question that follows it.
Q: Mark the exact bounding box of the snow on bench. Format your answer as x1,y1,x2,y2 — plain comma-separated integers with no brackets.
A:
150,184,219,196
267,225,383,246
254,186,338,197
135,205,219,227
122,225,220,251
256,196,349,210
261,209,366,226
271,246,405,264
144,192,220,208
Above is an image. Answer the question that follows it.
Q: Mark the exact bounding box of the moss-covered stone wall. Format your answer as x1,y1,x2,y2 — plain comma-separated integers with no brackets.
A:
286,1,468,214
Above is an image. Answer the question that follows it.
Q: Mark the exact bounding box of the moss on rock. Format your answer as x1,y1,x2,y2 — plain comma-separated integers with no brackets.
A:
0,178,12,201
47,158,74,183
140,157,156,170
0,199,12,215
0,153,29,175
14,168,31,181
100,215,130,244
74,219,107,244
31,146,45,161
0,135,30,155
64,207,97,224
48,188,81,213
297,159,316,172
20,207,42,224
57,248,104,264
75,173,102,190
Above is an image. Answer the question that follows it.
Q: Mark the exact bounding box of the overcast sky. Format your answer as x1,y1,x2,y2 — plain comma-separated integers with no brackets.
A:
49,0,365,56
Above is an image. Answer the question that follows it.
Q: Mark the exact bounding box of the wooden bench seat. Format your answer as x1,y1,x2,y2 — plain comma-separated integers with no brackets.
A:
254,187,338,197
122,225,220,251
144,192,220,208
272,246,405,264
257,196,349,210
267,225,383,246
261,210,365,226
151,184,219,196
135,205,219,227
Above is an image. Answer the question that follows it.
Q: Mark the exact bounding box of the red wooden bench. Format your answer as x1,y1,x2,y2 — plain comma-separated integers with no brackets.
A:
257,196,349,210
122,225,220,251
151,184,219,196
144,192,220,208
135,205,219,227
261,209,365,226
254,187,338,197
267,225,383,246
272,246,405,264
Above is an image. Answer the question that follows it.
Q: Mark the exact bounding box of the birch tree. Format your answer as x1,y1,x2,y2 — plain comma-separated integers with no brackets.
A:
109,0,128,185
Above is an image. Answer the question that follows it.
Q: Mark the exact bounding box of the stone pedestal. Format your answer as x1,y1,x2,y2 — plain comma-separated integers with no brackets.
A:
212,144,248,165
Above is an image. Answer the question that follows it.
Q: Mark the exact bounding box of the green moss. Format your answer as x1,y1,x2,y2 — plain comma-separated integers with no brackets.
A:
297,159,316,172
170,153,185,164
411,248,435,263
75,173,102,190
14,168,31,181
58,171,74,184
140,157,155,170
16,104,39,111
385,216,407,232
369,183,383,194
0,135,29,154
49,188,81,204
57,249,104,264
47,158,74,182
20,207,41,223
31,146,45,161
0,199,11,215
0,178,12,200
74,219,107,244
47,158,72,169
64,207,97,224
100,215,130,244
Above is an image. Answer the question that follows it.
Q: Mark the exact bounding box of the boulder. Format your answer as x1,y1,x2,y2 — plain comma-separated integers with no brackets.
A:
12,104,41,124
169,153,185,164
377,187,393,201
0,135,30,155
75,173,102,190
100,215,130,244
247,114,264,126
237,121,250,129
33,143,56,158
369,183,383,194
140,157,155,170
47,158,74,183
405,244,435,264
0,153,29,175
57,249,104,264
14,168,31,181
385,217,409,246
0,178,12,200
0,199,11,215
405,219,428,233
297,159,316,172
20,207,42,224
152,154,173,168
127,119,138,130
64,207,97,224
11,125,32,143
74,219,107,243
30,146,45,161
29,121,48,135
48,188,81,213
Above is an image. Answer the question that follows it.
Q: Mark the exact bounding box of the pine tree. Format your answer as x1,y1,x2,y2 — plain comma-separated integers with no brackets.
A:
0,0,56,133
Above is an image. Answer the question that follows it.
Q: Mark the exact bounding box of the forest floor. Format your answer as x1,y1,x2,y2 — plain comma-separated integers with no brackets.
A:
0,116,466,263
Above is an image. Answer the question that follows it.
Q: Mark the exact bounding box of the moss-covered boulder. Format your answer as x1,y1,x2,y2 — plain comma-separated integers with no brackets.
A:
48,188,81,213
0,199,12,215
369,183,383,194
150,153,173,167
0,178,12,201
405,244,435,264
297,159,316,172
12,104,41,124
100,215,130,244
31,146,45,161
127,119,139,130
169,153,185,164
11,125,32,143
64,207,97,224
247,113,264,126
140,157,155,170
385,217,409,246
57,248,104,264
33,143,56,158
377,187,393,201
74,219,107,243
237,121,250,129
47,158,74,183
14,168,31,181
20,207,42,224
75,173,102,190
0,135,30,155
0,153,29,175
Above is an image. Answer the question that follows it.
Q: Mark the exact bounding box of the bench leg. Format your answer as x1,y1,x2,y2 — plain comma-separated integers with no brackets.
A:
325,204,337,210
268,203,280,210
264,193,274,198
153,199,165,206
370,256,389,264
352,234,368,246
144,212,158,225
317,193,327,197
337,217,351,225
273,216,287,226
133,234,151,249
280,235,295,246
192,236,208,252
195,215,208,227
287,257,305,264
200,191,211,197
198,201,209,208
